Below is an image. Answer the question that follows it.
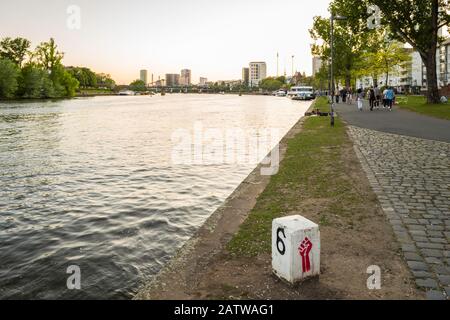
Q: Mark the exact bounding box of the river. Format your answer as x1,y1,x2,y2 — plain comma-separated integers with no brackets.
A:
0,94,311,299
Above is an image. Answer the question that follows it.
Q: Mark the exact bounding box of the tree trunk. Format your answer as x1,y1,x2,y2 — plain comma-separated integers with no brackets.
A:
345,73,351,88
423,49,440,103
422,0,440,104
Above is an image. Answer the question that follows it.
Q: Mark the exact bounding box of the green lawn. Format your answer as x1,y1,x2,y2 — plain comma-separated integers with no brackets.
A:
311,96,330,112
397,95,450,120
227,99,362,257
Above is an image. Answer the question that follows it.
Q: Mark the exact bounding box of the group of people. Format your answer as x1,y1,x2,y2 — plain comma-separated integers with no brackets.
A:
337,86,396,112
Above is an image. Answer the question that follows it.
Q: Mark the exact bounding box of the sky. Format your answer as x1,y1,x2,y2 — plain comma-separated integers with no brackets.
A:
0,0,331,84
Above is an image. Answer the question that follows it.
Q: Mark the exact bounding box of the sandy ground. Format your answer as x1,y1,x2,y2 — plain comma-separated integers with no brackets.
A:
135,117,423,300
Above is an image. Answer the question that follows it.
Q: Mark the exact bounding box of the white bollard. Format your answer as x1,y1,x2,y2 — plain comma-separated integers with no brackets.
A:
272,215,320,284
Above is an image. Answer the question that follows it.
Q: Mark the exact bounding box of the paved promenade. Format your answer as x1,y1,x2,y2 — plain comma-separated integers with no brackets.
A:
336,102,450,300
336,102,450,143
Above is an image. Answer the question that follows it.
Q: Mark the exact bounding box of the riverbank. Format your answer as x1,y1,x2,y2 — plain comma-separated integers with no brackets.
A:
135,97,422,300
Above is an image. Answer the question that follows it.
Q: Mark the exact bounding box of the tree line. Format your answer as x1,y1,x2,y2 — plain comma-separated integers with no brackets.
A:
310,0,450,104
0,37,115,100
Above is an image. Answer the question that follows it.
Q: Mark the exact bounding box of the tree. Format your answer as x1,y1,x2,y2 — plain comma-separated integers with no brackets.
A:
356,32,412,87
67,67,97,88
129,79,147,92
310,0,377,89
0,37,31,67
18,65,46,98
260,77,284,92
365,0,450,103
50,64,79,97
33,38,64,71
96,73,116,89
0,58,20,98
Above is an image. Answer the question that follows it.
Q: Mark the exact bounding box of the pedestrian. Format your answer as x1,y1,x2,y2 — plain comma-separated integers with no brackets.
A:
347,88,353,104
341,88,347,103
382,87,388,108
385,87,395,111
369,86,376,111
374,85,381,109
357,88,364,111
335,91,340,103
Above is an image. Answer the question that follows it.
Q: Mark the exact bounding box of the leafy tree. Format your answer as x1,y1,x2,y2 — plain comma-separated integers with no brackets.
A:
310,0,376,90
18,65,47,98
67,67,97,88
129,79,146,92
0,58,20,98
50,64,79,97
260,77,284,92
96,73,116,89
33,38,64,71
365,0,450,103
0,37,31,67
360,40,412,86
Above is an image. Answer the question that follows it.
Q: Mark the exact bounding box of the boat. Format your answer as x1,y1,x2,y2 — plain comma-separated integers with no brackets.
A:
275,90,287,97
288,86,314,100
118,90,135,96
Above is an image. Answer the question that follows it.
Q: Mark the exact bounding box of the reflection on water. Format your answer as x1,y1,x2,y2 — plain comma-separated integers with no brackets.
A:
0,95,310,299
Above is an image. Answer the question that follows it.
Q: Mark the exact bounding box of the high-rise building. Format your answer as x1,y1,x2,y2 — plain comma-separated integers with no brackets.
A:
242,67,249,85
180,69,192,86
166,74,180,87
140,70,148,85
249,62,266,87
199,77,208,86
312,57,323,76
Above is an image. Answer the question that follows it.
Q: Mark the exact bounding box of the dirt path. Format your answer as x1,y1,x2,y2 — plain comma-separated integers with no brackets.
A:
135,116,423,300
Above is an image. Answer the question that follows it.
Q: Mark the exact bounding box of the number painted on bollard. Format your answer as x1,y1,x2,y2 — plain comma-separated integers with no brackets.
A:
276,227,286,255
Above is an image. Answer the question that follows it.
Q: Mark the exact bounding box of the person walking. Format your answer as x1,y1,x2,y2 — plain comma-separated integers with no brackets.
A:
347,88,353,104
369,87,376,111
382,87,388,108
374,85,381,109
357,88,364,111
385,87,395,111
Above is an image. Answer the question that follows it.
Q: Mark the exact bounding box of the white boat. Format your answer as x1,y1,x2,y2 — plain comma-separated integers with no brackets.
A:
118,90,135,96
288,86,314,100
275,90,287,97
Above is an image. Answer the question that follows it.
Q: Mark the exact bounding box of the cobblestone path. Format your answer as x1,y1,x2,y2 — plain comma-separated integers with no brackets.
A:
348,126,450,300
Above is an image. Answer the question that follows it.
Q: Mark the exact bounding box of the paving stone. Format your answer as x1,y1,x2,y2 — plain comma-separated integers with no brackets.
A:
433,265,450,275
417,242,444,249
425,257,443,265
426,290,447,300
404,252,423,261
402,244,417,252
438,275,450,286
407,261,429,271
416,278,439,289
420,249,443,258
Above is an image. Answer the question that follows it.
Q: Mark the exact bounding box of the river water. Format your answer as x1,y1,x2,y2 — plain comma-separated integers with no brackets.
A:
0,94,311,299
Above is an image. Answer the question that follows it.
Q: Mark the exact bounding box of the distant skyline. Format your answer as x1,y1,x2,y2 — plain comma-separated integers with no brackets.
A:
0,0,331,84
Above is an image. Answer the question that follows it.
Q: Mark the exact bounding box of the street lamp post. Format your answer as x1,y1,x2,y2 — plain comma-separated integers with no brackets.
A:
329,14,347,127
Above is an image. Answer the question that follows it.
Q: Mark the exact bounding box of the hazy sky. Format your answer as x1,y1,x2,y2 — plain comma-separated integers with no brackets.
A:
0,0,331,84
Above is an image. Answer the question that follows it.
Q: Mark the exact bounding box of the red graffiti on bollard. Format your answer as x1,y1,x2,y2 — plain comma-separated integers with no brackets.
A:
298,237,313,273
